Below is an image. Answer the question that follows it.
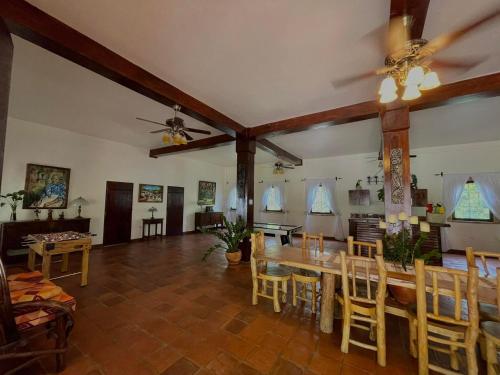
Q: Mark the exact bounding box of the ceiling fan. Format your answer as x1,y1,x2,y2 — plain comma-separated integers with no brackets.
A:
272,161,295,175
332,7,500,103
136,104,211,145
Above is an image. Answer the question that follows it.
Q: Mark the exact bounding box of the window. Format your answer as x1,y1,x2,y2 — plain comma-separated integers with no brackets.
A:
310,184,333,214
228,187,237,211
453,181,493,222
265,186,282,212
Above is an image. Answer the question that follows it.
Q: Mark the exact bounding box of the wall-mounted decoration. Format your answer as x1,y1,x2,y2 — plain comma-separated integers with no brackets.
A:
390,148,404,204
138,184,164,203
23,164,70,209
349,189,370,206
198,181,216,205
237,165,246,199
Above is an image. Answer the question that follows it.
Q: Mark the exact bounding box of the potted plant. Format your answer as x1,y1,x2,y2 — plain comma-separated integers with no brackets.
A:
380,216,440,304
0,190,25,221
201,215,252,265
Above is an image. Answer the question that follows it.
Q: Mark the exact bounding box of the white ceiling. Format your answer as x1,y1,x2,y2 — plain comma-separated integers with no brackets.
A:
25,0,500,127
7,1,500,167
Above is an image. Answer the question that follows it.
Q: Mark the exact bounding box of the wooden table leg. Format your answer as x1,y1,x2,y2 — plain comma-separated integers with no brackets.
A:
27,248,36,271
81,247,89,287
320,272,335,334
61,253,69,272
42,253,51,279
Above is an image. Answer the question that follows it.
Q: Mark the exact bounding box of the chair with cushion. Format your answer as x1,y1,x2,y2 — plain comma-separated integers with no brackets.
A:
291,233,323,313
0,260,75,374
251,232,291,313
337,250,388,367
411,259,479,375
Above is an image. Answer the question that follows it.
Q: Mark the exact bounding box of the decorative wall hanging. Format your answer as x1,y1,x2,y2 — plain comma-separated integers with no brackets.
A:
198,181,216,205
23,164,70,209
138,184,164,203
390,148,404,204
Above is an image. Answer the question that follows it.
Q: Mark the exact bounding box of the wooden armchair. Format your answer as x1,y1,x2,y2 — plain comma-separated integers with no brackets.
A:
347,236,383,258
0,259,74,374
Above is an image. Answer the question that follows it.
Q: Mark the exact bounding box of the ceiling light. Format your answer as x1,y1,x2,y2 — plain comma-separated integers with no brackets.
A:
173,133,183,145
379,90,398,104
378,76,397,95
405,66,425,86
402,84,421,101
162,133,172,145
420,71,441,90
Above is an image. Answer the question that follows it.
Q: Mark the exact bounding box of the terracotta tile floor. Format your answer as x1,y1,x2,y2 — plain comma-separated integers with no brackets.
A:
4,235,486,374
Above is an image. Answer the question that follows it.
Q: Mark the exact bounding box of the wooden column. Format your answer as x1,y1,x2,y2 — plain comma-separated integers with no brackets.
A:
236,133,256,262
381,105,411,231
0,20,13,190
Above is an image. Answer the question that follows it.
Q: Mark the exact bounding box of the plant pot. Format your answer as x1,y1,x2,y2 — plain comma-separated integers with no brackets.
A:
388,285,417,305
225,250,242,265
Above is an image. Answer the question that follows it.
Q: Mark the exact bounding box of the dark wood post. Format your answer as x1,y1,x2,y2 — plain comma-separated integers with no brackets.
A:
381,105,411,232
0,19,13,190
236,133,256,261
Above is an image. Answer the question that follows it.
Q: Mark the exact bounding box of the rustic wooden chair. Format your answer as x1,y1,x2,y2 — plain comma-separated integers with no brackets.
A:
337,250,387,367
291,233,323,313
411,258,479,375
0,259,74,374
251,232,291,313
347,236,383,258
481,321,500,375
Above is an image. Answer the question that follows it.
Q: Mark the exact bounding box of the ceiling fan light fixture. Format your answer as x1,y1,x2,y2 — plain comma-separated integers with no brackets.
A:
162,133,172,145
402,84,421,101
378,76,397,95
420,71,441,90
405,66,425,86
173,132,183,145
379,90,398,104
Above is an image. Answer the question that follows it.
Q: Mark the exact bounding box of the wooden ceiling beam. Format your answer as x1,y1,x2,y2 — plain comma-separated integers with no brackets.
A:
149,134,234,158
0,0,245,136
390,0,430,39
256,139,302,166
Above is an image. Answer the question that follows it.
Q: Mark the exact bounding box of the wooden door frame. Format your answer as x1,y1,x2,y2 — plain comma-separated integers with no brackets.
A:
103,181,133,246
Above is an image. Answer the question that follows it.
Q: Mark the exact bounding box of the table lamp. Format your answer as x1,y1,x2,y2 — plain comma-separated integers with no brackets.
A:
71,197,88,218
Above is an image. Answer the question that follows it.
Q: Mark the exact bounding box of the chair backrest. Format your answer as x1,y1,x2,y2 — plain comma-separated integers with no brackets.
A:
465,247,500,311
347,236,383,258
0,257,19,345
250,232,265,279
302,232,324,253
339,250,387,308
415,258,479,328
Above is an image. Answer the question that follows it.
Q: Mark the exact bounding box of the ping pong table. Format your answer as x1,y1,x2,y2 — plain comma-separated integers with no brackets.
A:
252,222,302,246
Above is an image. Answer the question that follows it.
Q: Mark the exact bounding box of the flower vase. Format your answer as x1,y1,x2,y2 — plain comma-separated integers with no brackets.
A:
10,211,17,221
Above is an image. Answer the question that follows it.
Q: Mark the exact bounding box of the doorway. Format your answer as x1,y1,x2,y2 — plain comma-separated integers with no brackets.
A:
166,186,184,236
103,181,133,246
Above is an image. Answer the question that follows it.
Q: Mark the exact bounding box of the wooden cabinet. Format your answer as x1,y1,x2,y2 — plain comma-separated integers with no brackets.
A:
0,218,90,264
195,212,223,231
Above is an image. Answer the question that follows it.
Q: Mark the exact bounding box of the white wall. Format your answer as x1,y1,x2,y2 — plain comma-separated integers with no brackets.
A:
1,118,225,244
224,140,500,251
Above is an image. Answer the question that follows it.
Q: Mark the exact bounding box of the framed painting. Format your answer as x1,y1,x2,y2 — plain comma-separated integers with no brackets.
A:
198,181,216,205
23,164,71,209
138,184,164,203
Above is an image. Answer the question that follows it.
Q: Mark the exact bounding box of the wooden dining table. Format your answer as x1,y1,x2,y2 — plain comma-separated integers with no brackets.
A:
255,244,497,334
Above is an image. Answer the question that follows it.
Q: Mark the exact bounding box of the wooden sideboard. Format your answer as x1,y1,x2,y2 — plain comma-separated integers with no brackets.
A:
195,212,223,231
348,216,449,265
0,218,90,264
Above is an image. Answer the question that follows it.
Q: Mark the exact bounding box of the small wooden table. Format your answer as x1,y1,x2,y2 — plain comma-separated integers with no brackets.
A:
27,231,92,287
255,245,497,334
142,218,164,240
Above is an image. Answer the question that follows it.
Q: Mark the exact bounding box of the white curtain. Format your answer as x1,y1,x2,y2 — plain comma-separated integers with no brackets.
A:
442,174,469,251
225,184,238,222
474,173,500,219
261,182,285,212
305,178,345,240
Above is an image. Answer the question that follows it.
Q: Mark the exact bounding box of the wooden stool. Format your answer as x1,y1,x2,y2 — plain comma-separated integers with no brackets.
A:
251,232,291,312
482,321,500,375
292,233,323,313
337,251,387,367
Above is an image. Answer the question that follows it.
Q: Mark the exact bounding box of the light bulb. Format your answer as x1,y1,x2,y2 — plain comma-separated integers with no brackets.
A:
420,71,441,90
402,84,421,100
180,135,188,145
162,133,172,145
405,66,425,86
173,133,182,145
379,91,398,104
378,76,397,95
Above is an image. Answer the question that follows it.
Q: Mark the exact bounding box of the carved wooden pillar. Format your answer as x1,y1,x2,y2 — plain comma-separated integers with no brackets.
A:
236,133,255,261
381,105,411,232
0,19,13,190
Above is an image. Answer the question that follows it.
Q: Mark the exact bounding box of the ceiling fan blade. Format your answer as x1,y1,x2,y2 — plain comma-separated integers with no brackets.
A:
136,117,166,127
428,57,485,71
425,7,500,55
150,129,168,134
184,127,211,135
182,131,194,141
332,68,390,88
387,16,410,56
